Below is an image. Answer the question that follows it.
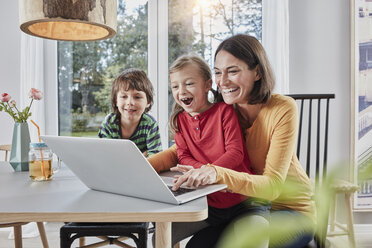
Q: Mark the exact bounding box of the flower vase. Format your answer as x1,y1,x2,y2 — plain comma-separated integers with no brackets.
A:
9,122,31,171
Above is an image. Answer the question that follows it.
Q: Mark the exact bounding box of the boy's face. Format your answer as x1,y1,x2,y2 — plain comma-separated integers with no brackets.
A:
170,64,212,117
116,88,150,122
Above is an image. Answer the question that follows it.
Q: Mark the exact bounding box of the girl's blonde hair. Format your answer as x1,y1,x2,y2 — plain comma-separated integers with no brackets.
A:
169,54,220,133
111,68,154,117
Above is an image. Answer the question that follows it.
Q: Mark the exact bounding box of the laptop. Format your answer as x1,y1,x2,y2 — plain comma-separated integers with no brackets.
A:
41,135,227,205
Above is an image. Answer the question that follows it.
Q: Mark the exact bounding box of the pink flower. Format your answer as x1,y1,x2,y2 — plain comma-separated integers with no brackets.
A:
1,88,43,123
0,93,11,102
9,100,16,107
28,88,43,100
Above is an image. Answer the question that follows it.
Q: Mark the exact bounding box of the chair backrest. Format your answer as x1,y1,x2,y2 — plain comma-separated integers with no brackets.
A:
286,94,335,186
287,94,335,248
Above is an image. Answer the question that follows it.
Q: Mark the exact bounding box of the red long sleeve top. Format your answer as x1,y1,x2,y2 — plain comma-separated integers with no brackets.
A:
175,102,251,208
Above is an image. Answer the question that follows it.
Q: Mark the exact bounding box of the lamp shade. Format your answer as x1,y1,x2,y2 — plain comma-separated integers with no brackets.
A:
19,0,117,41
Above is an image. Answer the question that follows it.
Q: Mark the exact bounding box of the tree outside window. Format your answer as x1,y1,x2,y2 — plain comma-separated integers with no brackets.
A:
57,0,261,138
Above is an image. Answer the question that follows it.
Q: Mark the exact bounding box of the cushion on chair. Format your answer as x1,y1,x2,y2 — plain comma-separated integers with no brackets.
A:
331,179,359,193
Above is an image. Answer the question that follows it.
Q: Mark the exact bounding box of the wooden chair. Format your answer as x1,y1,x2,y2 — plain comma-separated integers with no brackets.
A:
0,144,49,248
288,94,358,248
0,144,11,161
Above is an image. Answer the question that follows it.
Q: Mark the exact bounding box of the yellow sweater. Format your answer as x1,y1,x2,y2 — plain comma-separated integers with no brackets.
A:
148,94,315,223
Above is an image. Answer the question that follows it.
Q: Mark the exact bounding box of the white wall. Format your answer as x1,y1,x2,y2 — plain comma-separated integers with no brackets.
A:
0,1,21,146
289,0,351,172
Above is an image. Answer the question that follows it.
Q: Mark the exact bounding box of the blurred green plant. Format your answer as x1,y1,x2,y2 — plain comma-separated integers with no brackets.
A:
217,170,340,248
215,159,372,248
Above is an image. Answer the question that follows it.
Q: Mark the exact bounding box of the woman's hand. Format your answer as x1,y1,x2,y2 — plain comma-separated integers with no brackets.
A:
171,165,217,190
170,164,194,173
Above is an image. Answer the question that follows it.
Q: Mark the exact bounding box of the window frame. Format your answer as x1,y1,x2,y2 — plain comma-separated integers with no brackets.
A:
148,0,169,149
44,39,58,136
45,0,170,148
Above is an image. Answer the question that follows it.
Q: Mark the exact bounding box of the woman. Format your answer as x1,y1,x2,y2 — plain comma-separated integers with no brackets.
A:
148,34,315,248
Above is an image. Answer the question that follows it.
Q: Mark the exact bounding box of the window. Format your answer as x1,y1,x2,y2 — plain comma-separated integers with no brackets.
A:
57,0,262,146
167,0,262,145
58,1,148,137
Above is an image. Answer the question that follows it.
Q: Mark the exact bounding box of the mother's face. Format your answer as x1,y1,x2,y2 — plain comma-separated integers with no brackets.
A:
214,50,261,105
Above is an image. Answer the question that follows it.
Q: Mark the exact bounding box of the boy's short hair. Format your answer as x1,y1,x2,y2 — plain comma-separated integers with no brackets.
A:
111,68,154,116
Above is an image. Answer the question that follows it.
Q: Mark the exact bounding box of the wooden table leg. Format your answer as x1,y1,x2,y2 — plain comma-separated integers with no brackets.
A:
155,222,171,248
36,222,49,248
14,225,22,248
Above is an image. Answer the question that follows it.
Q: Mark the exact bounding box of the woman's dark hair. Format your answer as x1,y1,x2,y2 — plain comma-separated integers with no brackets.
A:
111,68,154,117
214,34,275,104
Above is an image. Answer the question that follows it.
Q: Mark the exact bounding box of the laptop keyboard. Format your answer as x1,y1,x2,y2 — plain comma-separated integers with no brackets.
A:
168,186,196,196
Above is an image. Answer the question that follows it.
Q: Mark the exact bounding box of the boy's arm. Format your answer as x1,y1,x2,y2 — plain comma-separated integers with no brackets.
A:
211,105,245,169
175,132,204,168
146,122,162,157
147,145,178,173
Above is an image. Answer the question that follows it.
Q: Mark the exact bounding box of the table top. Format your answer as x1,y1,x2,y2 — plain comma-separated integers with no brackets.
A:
0,162,208,223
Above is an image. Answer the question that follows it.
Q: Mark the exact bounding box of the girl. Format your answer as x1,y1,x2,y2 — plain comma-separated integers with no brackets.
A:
98,68,162,157
168,55,270,247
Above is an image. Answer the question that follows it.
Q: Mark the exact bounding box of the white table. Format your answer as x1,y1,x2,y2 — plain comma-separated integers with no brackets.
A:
0,162,208,247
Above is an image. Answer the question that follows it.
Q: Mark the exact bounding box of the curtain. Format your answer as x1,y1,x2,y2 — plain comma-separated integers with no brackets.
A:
20,33,46,143
262,0,289,94
8,34,47,238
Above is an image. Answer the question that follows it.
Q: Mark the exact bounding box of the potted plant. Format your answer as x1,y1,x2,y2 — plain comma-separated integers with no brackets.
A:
0,88,43,171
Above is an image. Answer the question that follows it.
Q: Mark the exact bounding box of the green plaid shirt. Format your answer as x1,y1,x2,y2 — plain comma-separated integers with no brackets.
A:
98,113,162,156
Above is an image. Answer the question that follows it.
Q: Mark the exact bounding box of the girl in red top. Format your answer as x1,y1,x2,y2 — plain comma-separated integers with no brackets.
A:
169,54,270,248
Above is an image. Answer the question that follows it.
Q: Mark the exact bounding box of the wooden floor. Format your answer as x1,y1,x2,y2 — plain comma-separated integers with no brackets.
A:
0,222,371,248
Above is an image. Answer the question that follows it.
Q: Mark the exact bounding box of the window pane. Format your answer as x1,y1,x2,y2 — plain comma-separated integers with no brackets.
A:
58,1,148,137
168,0,262,144
367,47,372,62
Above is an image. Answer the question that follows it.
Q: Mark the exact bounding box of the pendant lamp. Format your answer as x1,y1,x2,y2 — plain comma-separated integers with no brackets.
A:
19,0,117,41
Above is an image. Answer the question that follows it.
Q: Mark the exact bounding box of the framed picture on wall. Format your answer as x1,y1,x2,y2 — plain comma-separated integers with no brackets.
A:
351,0,372,210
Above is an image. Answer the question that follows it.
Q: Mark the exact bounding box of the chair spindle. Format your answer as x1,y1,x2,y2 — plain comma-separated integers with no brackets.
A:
306,99,312,176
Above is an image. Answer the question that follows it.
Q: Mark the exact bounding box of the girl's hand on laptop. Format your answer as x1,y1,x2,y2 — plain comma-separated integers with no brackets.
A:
172,165,217,190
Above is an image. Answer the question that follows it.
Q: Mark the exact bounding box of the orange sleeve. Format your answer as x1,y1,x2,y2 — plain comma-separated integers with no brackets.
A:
147,144,178,173
214,98,299,201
